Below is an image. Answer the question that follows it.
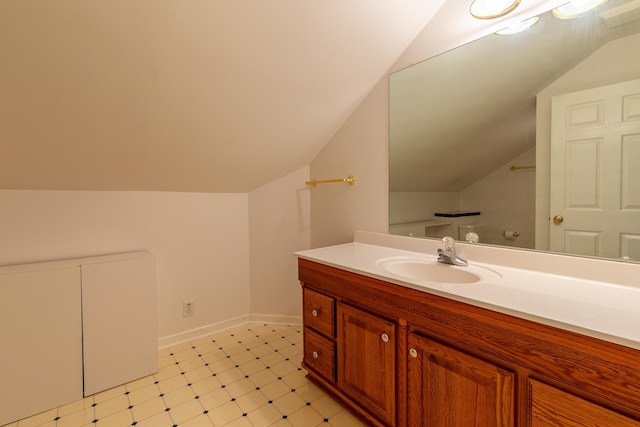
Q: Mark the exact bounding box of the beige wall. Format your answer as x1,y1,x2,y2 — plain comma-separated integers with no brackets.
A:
0,190,250,339
0,166,310,342
309,81,390,247
249,165,310,319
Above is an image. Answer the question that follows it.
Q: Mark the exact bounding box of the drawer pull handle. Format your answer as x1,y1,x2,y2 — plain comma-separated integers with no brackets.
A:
311,309,319,317
409,348,418,358
312,351,319,359
381,333,389,343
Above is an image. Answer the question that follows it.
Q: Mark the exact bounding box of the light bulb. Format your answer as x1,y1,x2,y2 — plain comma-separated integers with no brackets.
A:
470,0,522,19
552,0,608,19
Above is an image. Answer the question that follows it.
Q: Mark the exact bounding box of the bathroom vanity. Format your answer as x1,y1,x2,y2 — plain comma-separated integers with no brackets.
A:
297,232,640,426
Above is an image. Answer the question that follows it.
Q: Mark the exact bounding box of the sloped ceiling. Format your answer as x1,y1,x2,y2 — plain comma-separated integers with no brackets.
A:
0,0,447,192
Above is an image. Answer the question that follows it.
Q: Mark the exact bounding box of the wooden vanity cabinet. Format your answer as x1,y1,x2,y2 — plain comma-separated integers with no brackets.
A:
298,258,640,427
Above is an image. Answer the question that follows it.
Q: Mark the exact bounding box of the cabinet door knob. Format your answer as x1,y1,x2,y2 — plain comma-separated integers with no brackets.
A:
311,309,318,317
409,348,418,358
381,333,389,343
312,351,319,359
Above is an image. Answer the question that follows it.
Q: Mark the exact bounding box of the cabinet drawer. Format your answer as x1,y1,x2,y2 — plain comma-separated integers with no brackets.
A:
304,328,336,382
303,288,334,337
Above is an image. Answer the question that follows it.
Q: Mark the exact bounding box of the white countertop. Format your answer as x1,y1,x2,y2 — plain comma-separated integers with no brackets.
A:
296,237,640,350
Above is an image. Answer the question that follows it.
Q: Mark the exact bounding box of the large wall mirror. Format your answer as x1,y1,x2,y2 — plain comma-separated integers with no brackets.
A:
389,0,640,262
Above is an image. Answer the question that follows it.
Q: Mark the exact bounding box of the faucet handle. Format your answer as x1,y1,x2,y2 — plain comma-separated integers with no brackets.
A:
442,236,456,251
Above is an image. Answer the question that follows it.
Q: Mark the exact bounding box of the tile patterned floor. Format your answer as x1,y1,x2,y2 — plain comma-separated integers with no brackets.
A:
3,323,365,427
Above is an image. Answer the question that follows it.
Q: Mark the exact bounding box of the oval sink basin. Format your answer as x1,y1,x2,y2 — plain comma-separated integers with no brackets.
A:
376,256,501,284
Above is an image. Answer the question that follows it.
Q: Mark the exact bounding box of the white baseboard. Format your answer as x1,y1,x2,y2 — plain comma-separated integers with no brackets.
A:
249,313,302,326
158,315,250,349
158,314,302,349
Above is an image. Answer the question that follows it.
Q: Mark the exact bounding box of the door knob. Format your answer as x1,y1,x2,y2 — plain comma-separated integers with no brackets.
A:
381,333,389,343
409,348,418,358
553,215,564,224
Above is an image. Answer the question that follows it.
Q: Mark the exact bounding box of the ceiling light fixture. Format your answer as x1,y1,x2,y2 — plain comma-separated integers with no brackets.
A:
552,0,608,19
495,15,540,34
470,0,522,19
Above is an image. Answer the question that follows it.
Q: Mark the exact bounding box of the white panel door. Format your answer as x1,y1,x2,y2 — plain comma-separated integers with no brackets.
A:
0,265,83,426
550,79,640,260
81,253,158,396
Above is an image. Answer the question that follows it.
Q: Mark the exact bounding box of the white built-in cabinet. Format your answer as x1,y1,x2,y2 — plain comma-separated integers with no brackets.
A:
0,252,157,426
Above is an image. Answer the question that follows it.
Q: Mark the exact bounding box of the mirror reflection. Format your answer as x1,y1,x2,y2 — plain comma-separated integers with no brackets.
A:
389,0,640,262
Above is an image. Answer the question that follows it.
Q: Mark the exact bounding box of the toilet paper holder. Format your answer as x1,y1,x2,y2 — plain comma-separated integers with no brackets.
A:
502,230,520,238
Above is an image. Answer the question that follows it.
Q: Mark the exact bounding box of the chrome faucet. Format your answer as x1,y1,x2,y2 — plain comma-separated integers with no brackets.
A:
437,236,468,266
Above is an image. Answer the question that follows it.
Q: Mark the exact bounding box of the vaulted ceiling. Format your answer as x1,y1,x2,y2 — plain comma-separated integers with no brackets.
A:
0,0,447,192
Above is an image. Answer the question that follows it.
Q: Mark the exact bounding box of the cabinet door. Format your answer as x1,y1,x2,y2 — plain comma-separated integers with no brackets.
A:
337,302,396,426
82,255,158,395
529,379,640,426
0,266,83,426
407,333,514,427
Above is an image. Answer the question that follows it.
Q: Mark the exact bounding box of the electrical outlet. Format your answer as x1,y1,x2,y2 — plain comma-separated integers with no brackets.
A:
183,300,194,317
